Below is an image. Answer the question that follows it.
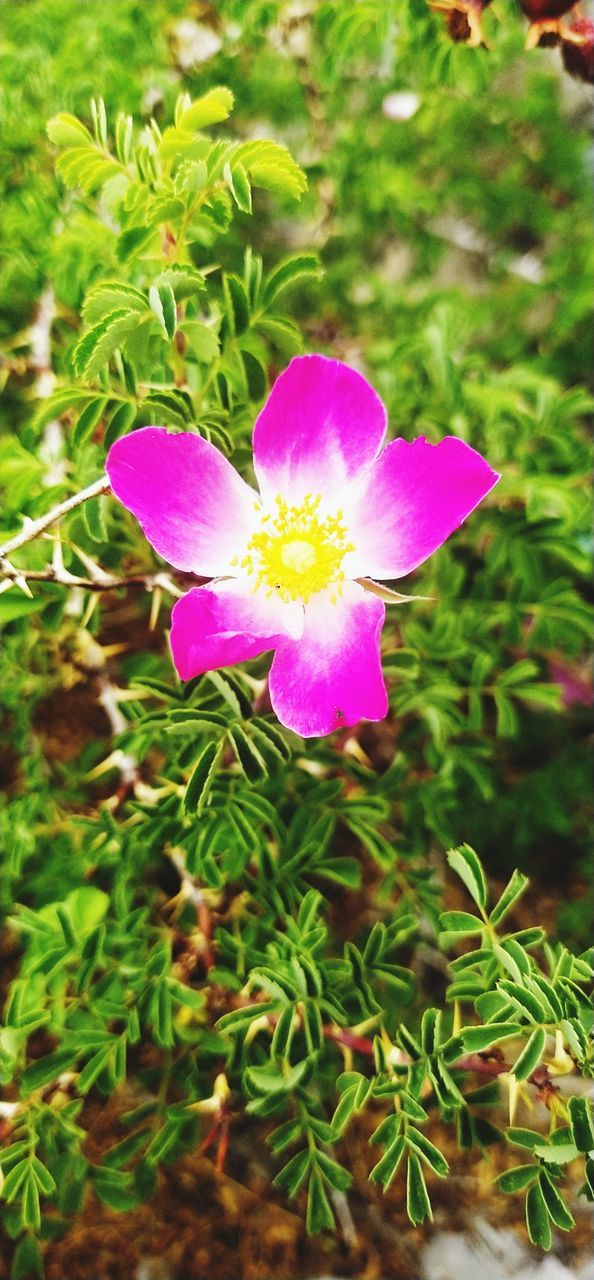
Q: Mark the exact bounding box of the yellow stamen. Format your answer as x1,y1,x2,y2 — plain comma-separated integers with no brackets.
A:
243,493,354,603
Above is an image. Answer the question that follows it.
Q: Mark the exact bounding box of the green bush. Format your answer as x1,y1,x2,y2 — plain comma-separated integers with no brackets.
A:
0,2,592,1274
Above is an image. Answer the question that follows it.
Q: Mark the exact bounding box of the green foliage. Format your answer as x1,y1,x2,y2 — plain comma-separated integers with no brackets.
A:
0,0,592,1272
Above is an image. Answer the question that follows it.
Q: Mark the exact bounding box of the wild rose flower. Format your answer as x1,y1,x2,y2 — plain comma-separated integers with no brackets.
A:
519,0,575,48
106,355,498,737
429,0,492,47
560,17,594,82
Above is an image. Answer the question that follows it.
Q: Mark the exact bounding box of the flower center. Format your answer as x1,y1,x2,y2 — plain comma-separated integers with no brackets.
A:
241,494,354,603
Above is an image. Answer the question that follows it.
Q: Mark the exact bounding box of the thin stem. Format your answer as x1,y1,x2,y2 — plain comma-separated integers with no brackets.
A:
0,560,182,595
0,475,110,559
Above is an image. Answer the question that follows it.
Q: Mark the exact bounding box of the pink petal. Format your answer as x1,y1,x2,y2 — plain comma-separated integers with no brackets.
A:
106,427,260,576
170,579,303,681
347,436,500,579
268,582,387,737
252,354,387,504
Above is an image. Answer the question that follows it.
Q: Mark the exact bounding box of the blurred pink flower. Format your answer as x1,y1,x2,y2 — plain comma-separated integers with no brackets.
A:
106,355,499,737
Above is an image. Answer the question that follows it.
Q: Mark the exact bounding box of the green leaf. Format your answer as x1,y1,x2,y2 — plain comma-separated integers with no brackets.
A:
496,1164,537,1193
181,321,219,363
568,1096,594,1152
533,1143,579,1165
489,869,530,926
231,140,307,200
21,1049,75,1093
71,396,109,449
447,844,487,911
273,1148,310,1197
439,910,484,936
406,1129,448,1177
82,282,148,325
224,161,252,213
370,1134,406,1191
21,1171,41,1231
177,87,235,130
460,1024,522,1053
56,145,122,194
224,273,250,333
216,1001,279,1035
47,112,93,146
512,1027,546,1081
183,740,223,815
227,724,268,782
406,1153,432,1225
539,1171,575,1230
93,1168,140,1212
33,387,96,429
10,1233,43,1280
507,1127,542,1150
526,1181,552,1250
498,981,547,1023
155,264,205,300
104,401,137,448
149,284,176,339
268,1120,303,1155
263,254,322,304
314,1150,352,1192
306,1168,335,1234
271,1005,295,1059
73,310,140,379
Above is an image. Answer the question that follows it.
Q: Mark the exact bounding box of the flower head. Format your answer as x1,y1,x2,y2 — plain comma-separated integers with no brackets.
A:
429,0,492,47
106,355,499,737
560,17,594,83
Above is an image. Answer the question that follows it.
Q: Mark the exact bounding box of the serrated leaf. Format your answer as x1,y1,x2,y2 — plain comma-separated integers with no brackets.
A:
183,740,222,815
73,310,140,379
512,1027,546,1081
263,254,322,304
498,981,547,1023
155,264,205,300
533,1143,579,1165
231,140,307,200
56,146,122,194
82,282,148,325
460,1023,522,1053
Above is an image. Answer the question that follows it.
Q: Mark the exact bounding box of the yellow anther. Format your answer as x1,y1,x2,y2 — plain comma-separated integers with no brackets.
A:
242,493,354,603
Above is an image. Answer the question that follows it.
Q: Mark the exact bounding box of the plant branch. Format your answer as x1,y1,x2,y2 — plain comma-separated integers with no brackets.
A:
0,558,182,595
0,475,110,559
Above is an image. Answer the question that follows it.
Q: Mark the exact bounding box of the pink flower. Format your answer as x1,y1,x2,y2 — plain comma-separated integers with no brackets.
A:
106,355,499,737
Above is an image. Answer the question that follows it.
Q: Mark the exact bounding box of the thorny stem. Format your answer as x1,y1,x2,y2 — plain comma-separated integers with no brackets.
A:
0,560,182,595
0,475,110,558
